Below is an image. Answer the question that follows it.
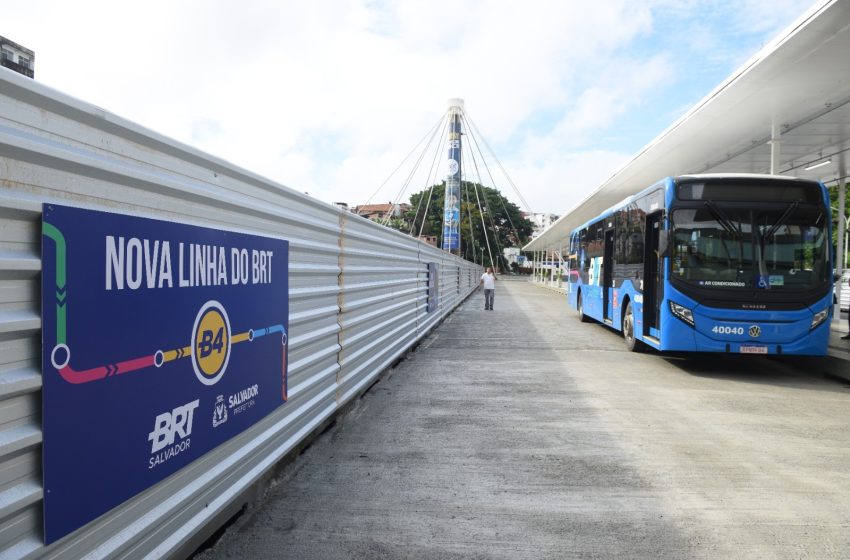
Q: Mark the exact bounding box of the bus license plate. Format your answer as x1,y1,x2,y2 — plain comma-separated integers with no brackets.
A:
740,345,768,354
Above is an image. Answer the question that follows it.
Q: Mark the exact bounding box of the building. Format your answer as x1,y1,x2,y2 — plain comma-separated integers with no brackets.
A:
502,247,528,269
418,235,438,247
354,202,410,222
523,212,559,239
0,36,34,78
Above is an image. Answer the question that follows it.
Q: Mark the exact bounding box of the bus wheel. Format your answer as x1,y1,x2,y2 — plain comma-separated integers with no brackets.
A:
623,301,643,352
577,292,590,323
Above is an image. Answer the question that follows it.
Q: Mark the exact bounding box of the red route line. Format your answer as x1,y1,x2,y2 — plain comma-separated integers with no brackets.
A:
58,365,108,384
59,354,156,384
282,351,288,401
56,330,276,385
116,355,156,375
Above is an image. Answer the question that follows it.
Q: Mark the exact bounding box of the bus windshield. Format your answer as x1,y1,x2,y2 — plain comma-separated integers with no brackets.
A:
670,204,829,290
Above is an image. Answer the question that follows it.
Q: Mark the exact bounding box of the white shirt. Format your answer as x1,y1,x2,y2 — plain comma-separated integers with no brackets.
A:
481,272,496,290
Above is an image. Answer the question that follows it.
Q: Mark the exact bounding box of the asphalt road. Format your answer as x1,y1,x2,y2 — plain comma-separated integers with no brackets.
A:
196,278,850,559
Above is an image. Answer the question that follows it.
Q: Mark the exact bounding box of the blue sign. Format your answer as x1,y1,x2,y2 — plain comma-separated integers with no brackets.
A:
442,186,461,250
442,112,462,251
41,204,289,543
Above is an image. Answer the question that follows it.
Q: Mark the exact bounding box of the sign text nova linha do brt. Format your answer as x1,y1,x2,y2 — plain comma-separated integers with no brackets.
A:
104,236,275,290
41,204,289,544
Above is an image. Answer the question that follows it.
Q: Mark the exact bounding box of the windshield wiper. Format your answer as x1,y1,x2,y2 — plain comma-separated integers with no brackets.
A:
762,201,799,242
754,201,800,289
703,201,740,238
704,201,745,274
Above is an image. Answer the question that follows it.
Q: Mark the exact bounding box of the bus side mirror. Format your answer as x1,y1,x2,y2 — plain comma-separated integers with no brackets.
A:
658,230,669,257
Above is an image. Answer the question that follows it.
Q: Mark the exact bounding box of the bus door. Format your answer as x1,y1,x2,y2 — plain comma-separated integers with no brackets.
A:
603,228,615,323
643,212,663,336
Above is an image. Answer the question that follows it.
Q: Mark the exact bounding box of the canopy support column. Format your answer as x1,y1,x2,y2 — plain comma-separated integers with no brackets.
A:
836,161,847,330
839,166,846,275
769,123,782,175
532,251,536,283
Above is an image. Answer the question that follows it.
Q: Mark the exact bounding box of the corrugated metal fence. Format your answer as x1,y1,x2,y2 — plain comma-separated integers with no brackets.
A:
0,69,480,559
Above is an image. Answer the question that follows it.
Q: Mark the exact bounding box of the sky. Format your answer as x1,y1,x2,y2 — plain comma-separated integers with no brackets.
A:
4,0,817,215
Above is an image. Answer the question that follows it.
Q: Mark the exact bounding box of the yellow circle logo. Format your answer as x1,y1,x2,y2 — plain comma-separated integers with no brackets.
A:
191,301,231,385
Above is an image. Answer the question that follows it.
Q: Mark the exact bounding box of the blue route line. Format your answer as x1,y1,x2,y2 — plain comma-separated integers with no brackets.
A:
253,324,286,340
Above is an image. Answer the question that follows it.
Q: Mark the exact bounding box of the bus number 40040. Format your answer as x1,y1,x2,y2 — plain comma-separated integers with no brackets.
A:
711,325,744,335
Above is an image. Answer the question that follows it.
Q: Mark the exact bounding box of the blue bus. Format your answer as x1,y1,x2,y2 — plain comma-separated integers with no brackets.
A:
566,174,834,355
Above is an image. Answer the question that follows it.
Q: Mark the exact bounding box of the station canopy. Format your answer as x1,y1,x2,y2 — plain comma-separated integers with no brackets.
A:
525,0,850,251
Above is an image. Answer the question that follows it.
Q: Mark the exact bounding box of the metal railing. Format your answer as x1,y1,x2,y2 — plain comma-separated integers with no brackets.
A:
0,69,480,559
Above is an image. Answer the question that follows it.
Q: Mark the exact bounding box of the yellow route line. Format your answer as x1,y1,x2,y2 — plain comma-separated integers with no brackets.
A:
163,331,251,363
232,331,251,344
163,346,192,362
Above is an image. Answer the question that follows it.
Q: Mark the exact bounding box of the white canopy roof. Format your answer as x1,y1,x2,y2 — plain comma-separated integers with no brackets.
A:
525,0,850,251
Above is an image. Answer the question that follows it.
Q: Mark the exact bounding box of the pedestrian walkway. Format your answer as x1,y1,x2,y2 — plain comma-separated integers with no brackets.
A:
829,315,850,362
199,278,850,559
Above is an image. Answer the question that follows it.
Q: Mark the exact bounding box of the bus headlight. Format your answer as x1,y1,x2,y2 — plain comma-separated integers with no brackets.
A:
810,308,829,330
669,301,695,327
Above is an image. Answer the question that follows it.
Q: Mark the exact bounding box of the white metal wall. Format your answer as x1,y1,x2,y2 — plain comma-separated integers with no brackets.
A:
0,69,480,559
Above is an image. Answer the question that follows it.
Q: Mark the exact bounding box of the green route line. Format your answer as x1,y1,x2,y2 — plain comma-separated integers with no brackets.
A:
42,222,67,345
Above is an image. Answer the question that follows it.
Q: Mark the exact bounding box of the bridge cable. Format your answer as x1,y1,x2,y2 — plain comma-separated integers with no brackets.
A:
461,172,479,263
461,113,527,254
464,110,534,214
412,115,452,237
461,136,498,268
382,115,447,226
365,113,445,207
462,119,515,271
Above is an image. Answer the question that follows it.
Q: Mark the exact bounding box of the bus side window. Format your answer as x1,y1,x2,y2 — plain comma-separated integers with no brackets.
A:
568,233,579,281
579,228,589,282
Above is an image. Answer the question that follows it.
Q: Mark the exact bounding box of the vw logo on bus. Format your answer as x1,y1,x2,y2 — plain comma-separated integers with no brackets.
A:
748,325,762,338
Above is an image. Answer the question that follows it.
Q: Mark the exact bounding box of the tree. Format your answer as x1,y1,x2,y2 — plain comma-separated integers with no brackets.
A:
830,182,849,267
405,181,534,267
384,217,410,232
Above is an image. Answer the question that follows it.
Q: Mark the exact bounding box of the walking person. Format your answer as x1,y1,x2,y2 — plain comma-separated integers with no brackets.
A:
843,273,850,340
480,266,497,310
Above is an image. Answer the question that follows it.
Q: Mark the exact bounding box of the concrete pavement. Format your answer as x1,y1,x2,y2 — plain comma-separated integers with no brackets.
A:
829,312,850,363
197,278,850,559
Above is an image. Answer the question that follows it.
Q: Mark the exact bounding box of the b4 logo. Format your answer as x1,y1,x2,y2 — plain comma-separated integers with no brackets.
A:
191,301,231,386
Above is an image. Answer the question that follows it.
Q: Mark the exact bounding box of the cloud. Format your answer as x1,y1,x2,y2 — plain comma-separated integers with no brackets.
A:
551,55,674,147
3,0,814,222
510,149,633,215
